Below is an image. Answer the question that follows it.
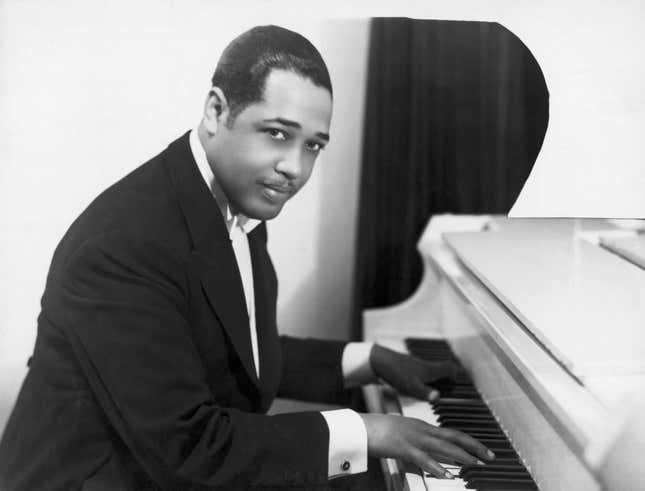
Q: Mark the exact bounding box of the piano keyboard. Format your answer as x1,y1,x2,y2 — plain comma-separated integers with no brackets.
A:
401,338,538,491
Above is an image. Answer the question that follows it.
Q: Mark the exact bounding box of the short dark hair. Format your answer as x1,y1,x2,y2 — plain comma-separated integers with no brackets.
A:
211,25,333,123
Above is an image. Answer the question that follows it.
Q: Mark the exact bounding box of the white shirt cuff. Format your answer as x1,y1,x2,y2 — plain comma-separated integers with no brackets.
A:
321,408,368,479
341,341,376,388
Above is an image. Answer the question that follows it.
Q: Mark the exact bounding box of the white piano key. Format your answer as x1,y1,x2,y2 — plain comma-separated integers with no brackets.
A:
398,396,439,425
423,477,467,490
405,471,428,491
423,463,466,490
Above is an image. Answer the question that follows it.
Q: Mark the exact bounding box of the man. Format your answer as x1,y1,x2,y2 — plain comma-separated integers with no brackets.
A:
0,26,493,489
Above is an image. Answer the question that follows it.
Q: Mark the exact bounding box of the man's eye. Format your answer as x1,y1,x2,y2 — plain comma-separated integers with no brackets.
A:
306,141,325,153
267,129,287,140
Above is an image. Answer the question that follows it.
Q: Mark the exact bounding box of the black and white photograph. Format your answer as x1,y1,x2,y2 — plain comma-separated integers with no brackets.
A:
1,1,644,490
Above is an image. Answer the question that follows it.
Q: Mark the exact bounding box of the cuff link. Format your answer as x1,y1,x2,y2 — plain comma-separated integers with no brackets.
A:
341,461,351,471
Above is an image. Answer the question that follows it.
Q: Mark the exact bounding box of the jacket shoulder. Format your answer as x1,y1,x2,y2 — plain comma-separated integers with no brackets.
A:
51,139,191,270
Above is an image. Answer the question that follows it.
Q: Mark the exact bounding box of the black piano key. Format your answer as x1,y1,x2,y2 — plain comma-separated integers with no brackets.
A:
441,416,500,431
444,414,493,422
439,411,495,420
468,438,510,446
439,412,493,420
461,470,533,481
461,464,528,477
448,430,509,441
440,418,499,428
470,430,508,439
453,377,471,385
479,458,524,466
466,437,511,445
448,427,505,435
462,463,524,472
453,386,476,394
437,414,496,421
437,417,497,425
478,440,514,449
466,477,538,490
435,400,485,406
437,412,495,420
447,390,478,397
434,398,485,406
462,470,532,478
435,392,479,397
445,381,476,387
435,400,483,406
467,435,510,443
449,391,481,399
449,385,479,391
475,445,515,455
436,409,494,417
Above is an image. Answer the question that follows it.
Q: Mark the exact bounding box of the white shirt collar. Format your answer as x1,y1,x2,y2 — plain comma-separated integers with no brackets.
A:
189,128,261,237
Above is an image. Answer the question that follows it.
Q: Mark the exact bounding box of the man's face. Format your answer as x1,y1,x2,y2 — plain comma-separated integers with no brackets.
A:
206,69,333,220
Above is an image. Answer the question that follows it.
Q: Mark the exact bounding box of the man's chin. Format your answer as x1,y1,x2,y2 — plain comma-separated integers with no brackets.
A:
242,201,284,221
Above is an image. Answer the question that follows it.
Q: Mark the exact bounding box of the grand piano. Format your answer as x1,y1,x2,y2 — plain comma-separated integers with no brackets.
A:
362,215,645,491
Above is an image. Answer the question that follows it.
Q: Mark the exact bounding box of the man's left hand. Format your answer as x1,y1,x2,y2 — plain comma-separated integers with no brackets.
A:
369,344,459,402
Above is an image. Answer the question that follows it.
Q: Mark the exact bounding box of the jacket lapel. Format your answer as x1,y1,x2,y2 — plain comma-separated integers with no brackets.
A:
196,249,258,387
163,132,259,389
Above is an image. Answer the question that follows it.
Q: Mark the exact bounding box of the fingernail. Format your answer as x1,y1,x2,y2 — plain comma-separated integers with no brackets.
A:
477,459,485,466
444,471,454,479
428,390,439,401
487,450,496,459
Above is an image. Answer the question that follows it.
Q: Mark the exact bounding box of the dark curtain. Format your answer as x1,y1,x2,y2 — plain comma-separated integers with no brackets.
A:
353,18,549,339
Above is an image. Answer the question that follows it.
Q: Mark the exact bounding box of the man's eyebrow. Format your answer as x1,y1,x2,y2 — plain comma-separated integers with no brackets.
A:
262,117,330,142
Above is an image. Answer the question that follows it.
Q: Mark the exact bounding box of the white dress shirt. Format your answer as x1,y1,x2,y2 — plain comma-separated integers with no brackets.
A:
189,128,375,478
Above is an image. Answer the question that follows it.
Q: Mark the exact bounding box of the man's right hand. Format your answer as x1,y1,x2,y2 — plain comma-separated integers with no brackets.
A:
359,413,495,479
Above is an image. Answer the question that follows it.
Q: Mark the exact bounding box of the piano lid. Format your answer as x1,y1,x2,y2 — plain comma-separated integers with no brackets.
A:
442,218,645,388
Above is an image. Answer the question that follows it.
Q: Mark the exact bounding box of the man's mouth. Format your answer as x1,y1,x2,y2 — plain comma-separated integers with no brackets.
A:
262,181,293,194
261,181,293,201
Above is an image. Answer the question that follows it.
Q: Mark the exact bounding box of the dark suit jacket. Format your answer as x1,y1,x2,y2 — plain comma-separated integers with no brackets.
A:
0,132,350,490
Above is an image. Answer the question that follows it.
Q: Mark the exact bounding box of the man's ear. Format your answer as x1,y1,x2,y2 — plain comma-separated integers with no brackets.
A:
202,87,230,135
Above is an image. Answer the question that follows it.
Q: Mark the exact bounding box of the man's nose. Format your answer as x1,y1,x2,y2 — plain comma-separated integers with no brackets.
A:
275,149,304,180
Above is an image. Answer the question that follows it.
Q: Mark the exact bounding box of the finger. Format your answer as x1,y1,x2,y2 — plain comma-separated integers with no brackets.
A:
383,369,433,401
419,361,459,382
423,435,484,467
406,376,439,402
425,452,459,466
439,427,496,460
435,427,496,461
409,449,455,480
432,452,487,467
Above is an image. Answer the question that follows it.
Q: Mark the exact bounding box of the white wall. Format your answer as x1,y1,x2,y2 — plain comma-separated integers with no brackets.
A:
0,0,369,429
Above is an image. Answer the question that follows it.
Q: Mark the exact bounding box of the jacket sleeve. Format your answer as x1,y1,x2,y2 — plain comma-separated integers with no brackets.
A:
278,336,351,405
47,233,331,489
